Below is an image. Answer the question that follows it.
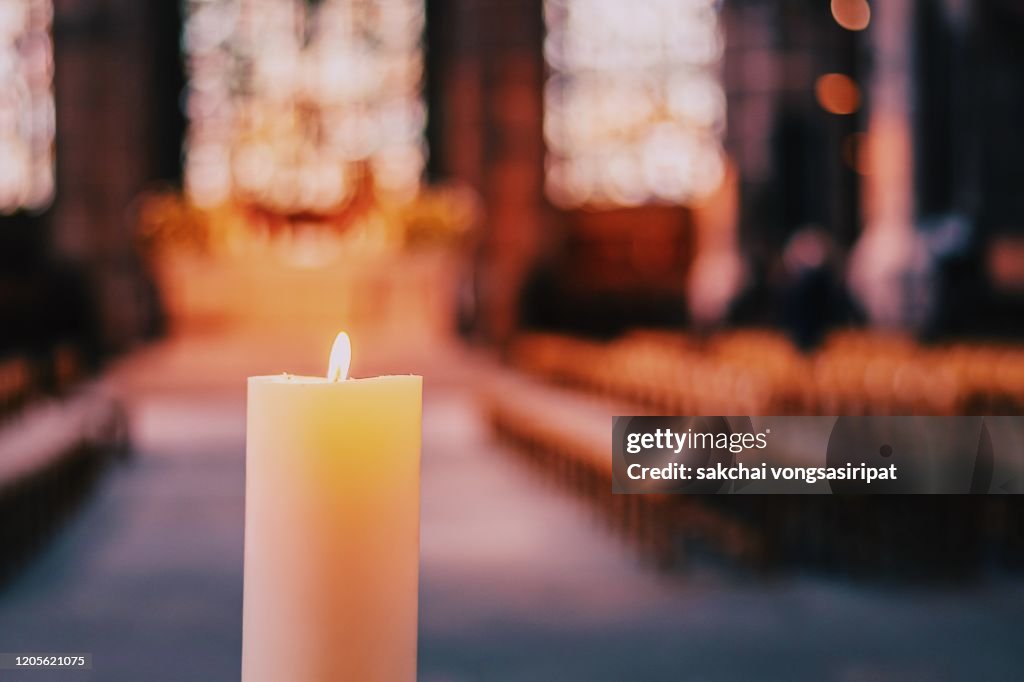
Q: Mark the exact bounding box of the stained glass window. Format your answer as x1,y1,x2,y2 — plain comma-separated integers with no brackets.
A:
183,0,426,212
543,0,725,208
0,0,55,213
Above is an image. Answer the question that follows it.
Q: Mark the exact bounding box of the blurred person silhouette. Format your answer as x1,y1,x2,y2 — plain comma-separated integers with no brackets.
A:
780,226,863,350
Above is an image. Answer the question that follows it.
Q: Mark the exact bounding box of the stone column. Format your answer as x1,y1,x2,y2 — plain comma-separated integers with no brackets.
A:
848,0,930,328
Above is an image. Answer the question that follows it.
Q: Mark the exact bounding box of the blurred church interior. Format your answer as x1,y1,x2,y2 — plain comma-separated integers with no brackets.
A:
2,1,1024,679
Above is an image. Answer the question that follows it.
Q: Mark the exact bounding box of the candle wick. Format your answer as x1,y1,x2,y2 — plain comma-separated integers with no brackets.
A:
327,331,351,382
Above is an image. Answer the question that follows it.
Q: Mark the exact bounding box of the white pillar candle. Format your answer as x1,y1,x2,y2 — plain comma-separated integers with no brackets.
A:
243,333,421,681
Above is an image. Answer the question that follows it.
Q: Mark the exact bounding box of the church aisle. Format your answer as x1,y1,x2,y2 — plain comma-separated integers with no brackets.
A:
0,336,1021,681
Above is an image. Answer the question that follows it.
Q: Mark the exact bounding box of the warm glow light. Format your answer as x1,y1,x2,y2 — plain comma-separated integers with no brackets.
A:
815,73,861,115
0,0,54,213
183,0,426,211
543,0,726,208
831,0,871,31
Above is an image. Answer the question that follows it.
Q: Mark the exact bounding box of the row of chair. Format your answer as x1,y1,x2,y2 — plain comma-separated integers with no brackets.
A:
508,329,1024,416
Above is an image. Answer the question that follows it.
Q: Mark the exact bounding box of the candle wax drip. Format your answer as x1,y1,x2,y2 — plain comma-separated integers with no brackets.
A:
327,331,351,382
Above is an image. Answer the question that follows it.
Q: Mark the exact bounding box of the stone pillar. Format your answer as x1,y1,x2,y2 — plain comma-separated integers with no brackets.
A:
50,0,179,351
437,0,546,343
848,0,928,328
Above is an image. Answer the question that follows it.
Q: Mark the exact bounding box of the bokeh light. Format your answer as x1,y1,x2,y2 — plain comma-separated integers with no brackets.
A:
815,73,861,115
831,0,871,31
183,0,426,212
543,0,726,208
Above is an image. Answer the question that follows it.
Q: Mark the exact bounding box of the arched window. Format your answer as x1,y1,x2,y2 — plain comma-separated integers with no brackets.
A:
183,0,426,212
0,0,55,213
543,0,725,208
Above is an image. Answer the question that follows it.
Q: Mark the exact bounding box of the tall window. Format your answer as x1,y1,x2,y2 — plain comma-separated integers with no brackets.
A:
543,0,725,208
183,0,426,212
0,0,55,213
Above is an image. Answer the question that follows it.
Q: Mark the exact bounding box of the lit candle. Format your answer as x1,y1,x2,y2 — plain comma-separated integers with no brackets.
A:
243,332,422,681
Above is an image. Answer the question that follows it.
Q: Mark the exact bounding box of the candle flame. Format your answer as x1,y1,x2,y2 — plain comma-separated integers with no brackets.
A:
327,331,351,382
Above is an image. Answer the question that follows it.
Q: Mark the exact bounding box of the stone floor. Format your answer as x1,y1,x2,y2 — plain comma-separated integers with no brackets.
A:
0,331,1022,681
